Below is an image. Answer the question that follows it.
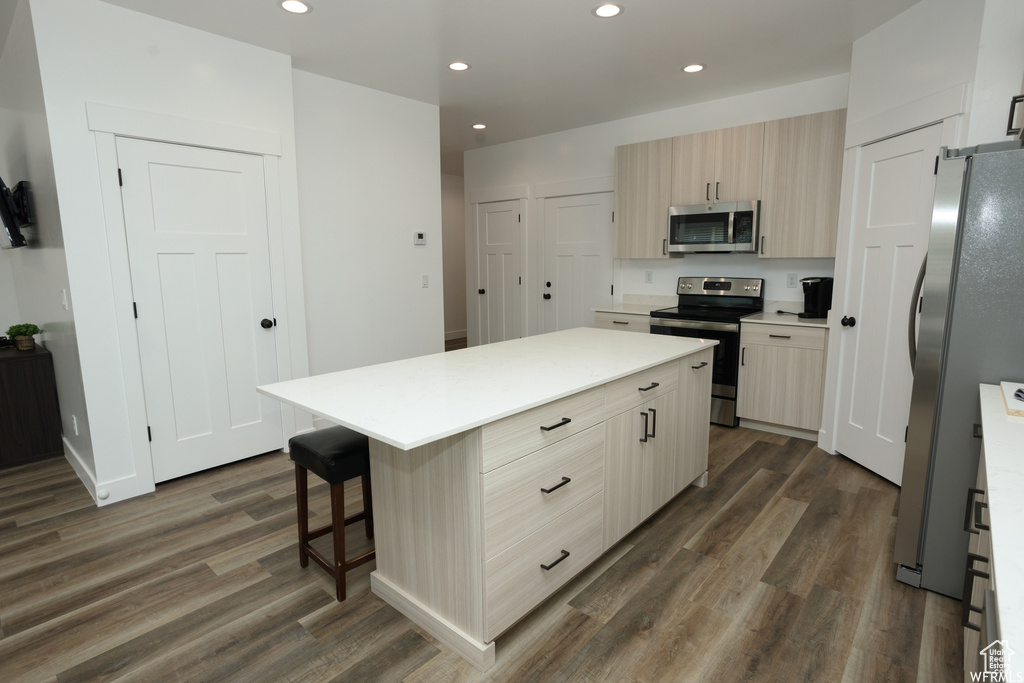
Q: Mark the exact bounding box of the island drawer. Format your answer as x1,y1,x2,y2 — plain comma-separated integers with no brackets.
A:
481,386,605,472
482,424,604,560
484,492,604,640
604,360,679,418
741,323,825,350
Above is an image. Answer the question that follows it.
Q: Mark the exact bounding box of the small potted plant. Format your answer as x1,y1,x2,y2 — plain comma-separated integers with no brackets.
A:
6,323,41,351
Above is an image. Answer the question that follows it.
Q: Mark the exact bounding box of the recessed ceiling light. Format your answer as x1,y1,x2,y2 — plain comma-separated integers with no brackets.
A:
682,64,705,73
473,124,486,130
281,1,311,14
449,62,471,72
593,4,623,18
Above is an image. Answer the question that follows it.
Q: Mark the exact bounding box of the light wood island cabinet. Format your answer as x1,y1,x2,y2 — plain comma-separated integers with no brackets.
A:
613,138,672,259
671,123,765,205
737,322,827,432
593,310,651,334
759,109,846,258
258,328,717,671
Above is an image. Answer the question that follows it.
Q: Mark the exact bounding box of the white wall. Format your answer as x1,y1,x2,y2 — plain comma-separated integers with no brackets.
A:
27,0,309,504
292,70,444,374
464,74,850,342
441,173,467,341
966,0,1024,144
0,1,79,459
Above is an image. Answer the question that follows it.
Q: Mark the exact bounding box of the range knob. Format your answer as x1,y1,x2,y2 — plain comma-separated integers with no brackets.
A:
744,285,750,291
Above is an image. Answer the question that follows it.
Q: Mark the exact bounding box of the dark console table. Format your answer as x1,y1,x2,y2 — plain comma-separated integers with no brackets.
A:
0,346,63,469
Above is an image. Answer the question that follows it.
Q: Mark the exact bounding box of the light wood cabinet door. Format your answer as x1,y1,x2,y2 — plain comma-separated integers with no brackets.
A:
670,130,716,205
676,348,713,492
613,138,672,259
713,122,764,203
603,389,679,548
736,326,826,431
760,109,846,258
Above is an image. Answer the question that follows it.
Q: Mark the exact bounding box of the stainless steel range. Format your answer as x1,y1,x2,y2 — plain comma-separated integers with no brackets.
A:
649,276,764,426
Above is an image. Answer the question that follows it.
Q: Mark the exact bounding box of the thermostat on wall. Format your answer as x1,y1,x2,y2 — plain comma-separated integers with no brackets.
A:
413,232,426,246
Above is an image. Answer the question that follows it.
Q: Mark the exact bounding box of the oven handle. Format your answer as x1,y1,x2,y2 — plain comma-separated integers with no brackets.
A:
650,318,739,333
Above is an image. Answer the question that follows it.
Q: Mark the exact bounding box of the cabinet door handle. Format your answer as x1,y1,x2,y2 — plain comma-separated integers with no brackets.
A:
760,236,765,255
692,361,708,369
648,407,657,438
639,382,660,392
663,239,667,256
741,347,746,366
974,500,990,531
540,549,570,571
540,417,571,432
964,488,982,533
769,334,791,339
706,182,710,201
962,552,989,631
640,411,649,443
715,181,720,201
540,476,571,494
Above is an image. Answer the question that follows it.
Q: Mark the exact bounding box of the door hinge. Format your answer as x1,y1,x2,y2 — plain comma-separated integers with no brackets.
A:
905,426,908,442
612,211,615,223
934,155,939,175
133,302,138,318
611,284,614,296
518,214,521,223
519,276,522,285
118,168,123,186
147,426,152,442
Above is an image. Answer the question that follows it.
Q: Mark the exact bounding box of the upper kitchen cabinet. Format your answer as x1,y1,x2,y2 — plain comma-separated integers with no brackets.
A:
759,109,847,258
670,123,765,205
614,138,673,259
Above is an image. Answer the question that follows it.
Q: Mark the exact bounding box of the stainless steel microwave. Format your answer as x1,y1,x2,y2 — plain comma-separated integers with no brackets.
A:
667,200,760,254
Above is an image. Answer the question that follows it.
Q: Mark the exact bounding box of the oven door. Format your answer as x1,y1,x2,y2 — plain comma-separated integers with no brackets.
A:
649,318,740,426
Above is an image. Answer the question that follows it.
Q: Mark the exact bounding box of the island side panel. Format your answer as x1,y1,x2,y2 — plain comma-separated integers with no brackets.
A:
368,431,485,642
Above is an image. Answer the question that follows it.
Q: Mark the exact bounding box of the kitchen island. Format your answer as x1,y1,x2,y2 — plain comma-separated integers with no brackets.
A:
258,327,717,670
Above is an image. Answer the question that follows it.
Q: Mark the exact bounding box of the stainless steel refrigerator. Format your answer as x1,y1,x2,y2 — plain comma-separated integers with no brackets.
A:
894,140,1024,599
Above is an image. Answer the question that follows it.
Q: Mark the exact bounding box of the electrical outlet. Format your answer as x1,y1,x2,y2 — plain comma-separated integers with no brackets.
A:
72,414,79,436
60,288,69,311
787,273,798,288
645,270,654,284
421,275,429,288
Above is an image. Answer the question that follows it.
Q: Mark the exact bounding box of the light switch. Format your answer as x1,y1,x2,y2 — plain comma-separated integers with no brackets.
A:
422,275,429,288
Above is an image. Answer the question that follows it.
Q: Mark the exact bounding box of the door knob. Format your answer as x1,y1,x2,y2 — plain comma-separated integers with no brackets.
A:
841,316,857,328
260,318,274,329
546,281,552,288
543,293,551,300
478,289,485,294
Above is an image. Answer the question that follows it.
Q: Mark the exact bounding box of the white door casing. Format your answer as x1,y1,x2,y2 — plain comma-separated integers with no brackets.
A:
542,193,614,333
476,199,523,344
833,123,943,485
116,137,283,482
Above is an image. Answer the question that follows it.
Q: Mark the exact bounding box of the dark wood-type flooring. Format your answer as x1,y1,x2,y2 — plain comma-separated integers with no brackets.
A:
0,427,962,682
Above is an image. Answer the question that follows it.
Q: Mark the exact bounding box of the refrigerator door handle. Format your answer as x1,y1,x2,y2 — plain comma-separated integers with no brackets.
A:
908,256,927,372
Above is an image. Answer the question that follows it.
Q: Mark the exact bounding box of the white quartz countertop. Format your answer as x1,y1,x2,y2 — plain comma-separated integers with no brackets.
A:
979,383,1024,647
259,327,718,451
741,310,828,328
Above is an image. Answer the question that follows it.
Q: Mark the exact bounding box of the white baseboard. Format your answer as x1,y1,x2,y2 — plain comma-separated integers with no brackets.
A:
63,437,155,506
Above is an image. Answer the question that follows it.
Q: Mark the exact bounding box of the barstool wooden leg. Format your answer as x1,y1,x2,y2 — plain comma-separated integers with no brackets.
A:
362,473,374,539
294,464,309,568
330,480,347,602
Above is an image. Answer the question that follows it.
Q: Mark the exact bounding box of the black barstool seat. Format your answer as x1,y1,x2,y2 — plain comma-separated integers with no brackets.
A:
289,425,375,601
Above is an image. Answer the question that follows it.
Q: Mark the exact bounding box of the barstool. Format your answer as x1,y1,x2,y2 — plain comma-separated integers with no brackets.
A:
289,426,375,601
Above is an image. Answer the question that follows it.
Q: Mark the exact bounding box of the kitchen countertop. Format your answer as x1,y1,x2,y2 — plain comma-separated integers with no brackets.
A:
979,383,1024,648
741,309,829,328
258,327,717,450
593,304,659,315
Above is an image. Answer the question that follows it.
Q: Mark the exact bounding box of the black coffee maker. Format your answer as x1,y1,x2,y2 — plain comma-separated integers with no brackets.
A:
798,276,834,318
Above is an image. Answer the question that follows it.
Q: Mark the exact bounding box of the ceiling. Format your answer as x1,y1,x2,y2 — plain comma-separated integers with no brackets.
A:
84,2,915,174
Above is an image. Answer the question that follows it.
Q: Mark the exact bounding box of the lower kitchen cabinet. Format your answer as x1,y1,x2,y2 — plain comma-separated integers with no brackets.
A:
593,310,651,334
737,323,827,432
964,443,993,678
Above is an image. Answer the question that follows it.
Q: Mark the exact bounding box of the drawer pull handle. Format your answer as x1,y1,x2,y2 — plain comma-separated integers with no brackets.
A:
541,477,571,494
962,552,990,631
639,382,660,392
541,549,570,571
691,361,708,370
768,334,792,339
964,488,985,533
613,320,629,325
540,417,571,432
974,500,990,531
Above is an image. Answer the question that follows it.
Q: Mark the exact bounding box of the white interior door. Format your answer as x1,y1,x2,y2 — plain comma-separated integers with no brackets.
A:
833,123,942,484
476,199,522,344
116,137,282,482
542,193,613,332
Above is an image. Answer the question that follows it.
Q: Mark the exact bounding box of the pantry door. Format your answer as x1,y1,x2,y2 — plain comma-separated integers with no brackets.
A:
116,137,282,482
476,199,523,344
833,123,942,485
542,192,614,332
